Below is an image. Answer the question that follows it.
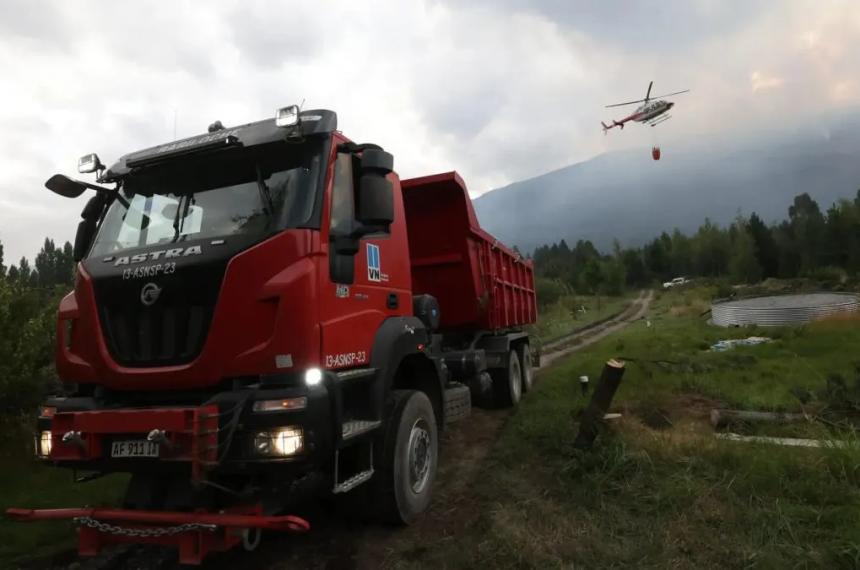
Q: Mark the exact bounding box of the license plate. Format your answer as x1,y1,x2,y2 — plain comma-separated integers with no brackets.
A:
111,440,159,458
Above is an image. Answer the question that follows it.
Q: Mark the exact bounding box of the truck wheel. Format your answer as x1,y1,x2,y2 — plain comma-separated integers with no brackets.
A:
492,349,522,407
519,343,534,393
374,390,438,524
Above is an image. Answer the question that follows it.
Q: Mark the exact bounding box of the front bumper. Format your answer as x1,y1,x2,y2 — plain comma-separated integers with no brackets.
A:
36,377,338,478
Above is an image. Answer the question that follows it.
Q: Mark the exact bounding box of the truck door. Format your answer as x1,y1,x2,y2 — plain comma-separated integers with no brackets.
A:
319,148,411,371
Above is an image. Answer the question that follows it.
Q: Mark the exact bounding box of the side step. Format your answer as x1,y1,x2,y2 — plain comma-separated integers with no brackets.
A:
333,469,374,494
333,443,375,494
342,420,382,441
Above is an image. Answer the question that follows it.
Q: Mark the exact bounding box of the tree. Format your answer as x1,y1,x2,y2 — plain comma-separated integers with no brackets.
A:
643,233,671,280
692,219,730,277
16,257,32,287
788,193,826,274
729,218,762,283
579,259,603,295
747,212,779,278
620,248,647,287
773,221,800,277
823,197,860,275
669,229,693,277
33,238,75,289
600,257,626,296
535,277,567,308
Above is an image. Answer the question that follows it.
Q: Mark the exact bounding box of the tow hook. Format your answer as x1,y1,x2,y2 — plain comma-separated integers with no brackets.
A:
242,527,262,551
61,431,85,450
147,429,172,450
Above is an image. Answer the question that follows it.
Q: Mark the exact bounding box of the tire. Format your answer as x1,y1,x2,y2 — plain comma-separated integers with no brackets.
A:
491,349,522,407
373,390,439,524
518,343,534,393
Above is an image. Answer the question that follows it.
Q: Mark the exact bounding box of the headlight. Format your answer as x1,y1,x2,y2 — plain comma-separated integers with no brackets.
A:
253,427,303,457
275,105,300,128
36,430,52,458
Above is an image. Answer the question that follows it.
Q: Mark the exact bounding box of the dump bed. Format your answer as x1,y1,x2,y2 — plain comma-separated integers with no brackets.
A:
401,172,537,332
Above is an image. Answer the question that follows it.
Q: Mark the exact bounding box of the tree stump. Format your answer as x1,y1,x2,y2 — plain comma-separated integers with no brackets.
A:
574,359,626,450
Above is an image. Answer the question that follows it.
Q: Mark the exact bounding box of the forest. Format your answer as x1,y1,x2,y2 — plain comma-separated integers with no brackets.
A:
0,239,75,415
533,190,860,306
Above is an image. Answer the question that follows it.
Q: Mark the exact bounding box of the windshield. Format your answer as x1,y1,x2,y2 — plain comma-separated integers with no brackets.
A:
89,139,324,257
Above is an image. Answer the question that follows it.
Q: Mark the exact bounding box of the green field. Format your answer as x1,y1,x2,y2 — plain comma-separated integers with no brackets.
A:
396,285,860,568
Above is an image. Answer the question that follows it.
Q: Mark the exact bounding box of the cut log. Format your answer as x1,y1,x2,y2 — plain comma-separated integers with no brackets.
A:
716,433,853,449
574,359,626,450
710,409,807,429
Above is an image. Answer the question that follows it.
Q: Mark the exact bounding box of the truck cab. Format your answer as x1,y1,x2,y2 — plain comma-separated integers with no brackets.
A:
19,106,536,564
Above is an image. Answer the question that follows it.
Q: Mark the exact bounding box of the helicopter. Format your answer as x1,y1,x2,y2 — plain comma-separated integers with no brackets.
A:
601,81,690,133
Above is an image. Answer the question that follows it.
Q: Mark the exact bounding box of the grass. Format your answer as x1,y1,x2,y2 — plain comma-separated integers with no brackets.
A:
531,293,633,346
388,285,860,569
0,420,127,567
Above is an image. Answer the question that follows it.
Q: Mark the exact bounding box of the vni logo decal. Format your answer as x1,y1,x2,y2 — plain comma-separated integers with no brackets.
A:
367,243,381,282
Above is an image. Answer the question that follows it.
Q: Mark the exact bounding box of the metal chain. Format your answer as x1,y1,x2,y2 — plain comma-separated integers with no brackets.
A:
73,516,217,538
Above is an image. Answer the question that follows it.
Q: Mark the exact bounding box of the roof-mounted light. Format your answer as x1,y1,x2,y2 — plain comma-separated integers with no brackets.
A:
275,105,300,128
77,153,104,174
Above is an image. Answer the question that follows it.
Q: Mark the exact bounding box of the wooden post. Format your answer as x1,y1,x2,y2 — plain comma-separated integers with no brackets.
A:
574,359,626,450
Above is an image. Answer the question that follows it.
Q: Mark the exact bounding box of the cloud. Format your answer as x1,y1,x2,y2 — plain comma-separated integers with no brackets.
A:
751,71,785,92
1,0,859,265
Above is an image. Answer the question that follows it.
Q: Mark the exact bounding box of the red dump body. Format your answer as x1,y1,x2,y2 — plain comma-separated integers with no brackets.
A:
401,172,537,332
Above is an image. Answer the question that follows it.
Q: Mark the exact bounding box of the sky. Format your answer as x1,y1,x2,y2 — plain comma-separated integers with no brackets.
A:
1,0,859,264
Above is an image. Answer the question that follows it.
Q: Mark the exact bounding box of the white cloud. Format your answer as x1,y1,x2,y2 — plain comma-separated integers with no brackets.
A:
1,0,859,264
751,71,785,92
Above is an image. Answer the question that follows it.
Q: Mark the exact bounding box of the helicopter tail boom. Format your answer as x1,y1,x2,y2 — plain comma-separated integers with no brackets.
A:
601,119,625,134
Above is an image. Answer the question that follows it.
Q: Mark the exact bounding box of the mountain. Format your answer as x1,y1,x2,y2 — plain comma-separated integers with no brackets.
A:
473,111,860,253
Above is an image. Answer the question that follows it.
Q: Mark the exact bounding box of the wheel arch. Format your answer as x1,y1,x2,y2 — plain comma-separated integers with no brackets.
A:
391,353,444,431
370,316,445,429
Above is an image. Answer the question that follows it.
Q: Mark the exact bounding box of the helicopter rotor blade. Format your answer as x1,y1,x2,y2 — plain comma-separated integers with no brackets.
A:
645,81,653,101
605,98,647,108
650,89,690,99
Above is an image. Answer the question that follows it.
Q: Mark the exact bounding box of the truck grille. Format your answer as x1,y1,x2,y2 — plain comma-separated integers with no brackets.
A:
94,266,224,367
100,302,214,366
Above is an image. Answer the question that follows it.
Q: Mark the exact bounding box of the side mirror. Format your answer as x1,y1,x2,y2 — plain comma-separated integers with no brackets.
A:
73,219,97,262
78,153,104,174
45,174,88,198
73,195,106,262
357,149,394,226
81,195,105,221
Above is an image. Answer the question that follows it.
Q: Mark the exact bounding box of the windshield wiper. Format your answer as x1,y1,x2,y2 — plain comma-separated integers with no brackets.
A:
172,193,193,241
256,163,274,216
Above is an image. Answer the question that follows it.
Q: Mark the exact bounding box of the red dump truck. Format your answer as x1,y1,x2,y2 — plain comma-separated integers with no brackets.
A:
7,106,537,564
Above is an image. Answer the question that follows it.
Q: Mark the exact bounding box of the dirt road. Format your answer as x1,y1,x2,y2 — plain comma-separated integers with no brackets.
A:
29,291,655,570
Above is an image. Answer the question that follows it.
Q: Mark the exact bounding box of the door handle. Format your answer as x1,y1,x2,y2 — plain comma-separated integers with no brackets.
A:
387,293,399,309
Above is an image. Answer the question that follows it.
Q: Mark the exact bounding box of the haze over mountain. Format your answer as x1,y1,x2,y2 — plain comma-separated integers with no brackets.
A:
473,110,860,253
